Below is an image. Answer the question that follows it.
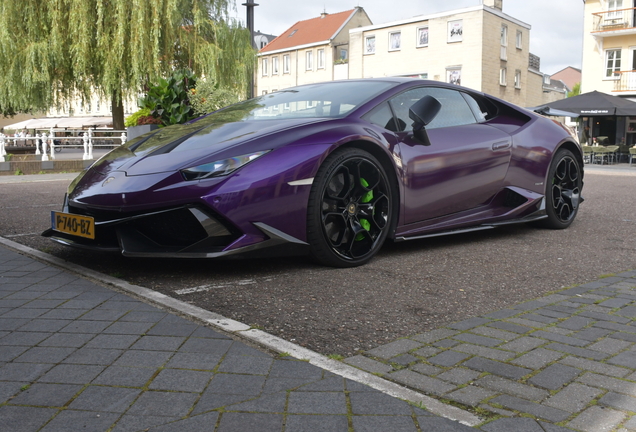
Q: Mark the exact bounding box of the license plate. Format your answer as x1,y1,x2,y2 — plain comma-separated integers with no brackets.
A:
51,212,95,240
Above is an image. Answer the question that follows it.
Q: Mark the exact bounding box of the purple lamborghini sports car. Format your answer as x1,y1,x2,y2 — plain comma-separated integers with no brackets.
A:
43,78,583,267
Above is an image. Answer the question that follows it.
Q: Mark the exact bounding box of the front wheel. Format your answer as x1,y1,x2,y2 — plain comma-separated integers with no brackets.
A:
307,148,394,267
536,148,582,229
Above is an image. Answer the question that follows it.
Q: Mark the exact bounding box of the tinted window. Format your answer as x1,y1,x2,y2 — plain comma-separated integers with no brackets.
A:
363,102,406,132
389,87,477,130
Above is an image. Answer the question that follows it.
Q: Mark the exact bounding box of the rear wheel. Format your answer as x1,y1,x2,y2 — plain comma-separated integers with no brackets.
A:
537,148,582,229
307,148,393,267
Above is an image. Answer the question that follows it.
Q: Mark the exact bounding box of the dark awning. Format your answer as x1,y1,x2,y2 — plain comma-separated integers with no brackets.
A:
533,91,636,116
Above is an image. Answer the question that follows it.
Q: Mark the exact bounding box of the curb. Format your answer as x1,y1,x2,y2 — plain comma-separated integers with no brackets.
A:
0,235,482,427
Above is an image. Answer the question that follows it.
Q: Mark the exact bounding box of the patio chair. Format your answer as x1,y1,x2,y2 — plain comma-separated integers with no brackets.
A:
630,147,636,166
582,145,594,164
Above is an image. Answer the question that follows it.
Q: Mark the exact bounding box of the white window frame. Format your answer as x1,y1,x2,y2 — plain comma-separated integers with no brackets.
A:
306,50,313,71
416,26,429,48
365,35,376,54
500,68,507,86
515,70,521,89
500,25,508,61
262,58,268,76
272,56,279,75
317,49,325,69
605,48,622,79
516,30,522,49
608,0,623,19
389,31,401,51
283,55,290,74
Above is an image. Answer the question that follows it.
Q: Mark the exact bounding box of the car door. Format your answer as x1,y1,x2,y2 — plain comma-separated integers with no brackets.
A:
388,86,513,224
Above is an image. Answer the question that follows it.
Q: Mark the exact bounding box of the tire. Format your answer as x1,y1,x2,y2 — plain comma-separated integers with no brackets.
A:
536,148,582,229
307,148,394,267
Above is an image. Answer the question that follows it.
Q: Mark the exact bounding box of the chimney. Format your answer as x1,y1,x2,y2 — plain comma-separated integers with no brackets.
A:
483,0,503,10
321,11,328,18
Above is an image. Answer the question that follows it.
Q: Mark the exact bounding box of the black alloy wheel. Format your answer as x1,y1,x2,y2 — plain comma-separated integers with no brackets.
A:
307,148,393,267
540,148,582,229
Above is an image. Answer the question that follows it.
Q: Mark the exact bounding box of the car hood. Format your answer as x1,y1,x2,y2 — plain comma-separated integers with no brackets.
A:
91,114,327,176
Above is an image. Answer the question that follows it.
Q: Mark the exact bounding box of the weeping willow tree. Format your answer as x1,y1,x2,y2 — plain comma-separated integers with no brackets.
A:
0,0,254,129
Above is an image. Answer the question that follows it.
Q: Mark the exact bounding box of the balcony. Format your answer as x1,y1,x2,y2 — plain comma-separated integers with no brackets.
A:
592,8,636,35
613,71,636,93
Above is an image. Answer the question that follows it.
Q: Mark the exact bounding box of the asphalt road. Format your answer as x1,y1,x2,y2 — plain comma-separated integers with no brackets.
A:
0,166,634,357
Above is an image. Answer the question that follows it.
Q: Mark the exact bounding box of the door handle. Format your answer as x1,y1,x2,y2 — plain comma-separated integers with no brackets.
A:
492,141,511,150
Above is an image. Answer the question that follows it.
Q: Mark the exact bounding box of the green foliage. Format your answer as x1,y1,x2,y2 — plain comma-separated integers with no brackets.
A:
567,82,581,98
139,69,197,126
0,1,256,126
190,79,238,116
124,108,152,127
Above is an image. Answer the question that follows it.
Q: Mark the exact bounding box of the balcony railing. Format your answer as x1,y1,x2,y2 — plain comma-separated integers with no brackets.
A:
592,8,636,32
613,70,636,92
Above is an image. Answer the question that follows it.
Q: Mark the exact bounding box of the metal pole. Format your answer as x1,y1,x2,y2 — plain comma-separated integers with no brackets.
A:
242,0,259,98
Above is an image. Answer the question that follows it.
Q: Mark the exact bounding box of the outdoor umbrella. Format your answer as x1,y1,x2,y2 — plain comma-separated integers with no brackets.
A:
534,90,636,116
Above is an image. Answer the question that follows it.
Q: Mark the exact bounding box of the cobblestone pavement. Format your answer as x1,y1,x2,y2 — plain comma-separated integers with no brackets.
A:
345,272,636,432
2,241,636,431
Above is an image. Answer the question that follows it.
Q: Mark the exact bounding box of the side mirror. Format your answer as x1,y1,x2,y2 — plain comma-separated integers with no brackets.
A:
409,95,441,146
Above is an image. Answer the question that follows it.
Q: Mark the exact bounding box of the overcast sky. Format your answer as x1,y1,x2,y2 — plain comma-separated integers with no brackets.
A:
232,0,584,75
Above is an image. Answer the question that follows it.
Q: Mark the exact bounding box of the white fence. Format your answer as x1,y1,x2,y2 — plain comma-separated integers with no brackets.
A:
0,128,127,163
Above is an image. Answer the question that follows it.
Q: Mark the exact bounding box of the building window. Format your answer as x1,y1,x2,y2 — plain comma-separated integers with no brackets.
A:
515,70,521,88
500,68,507,86
365,35,376,54
605,49,621,78
340,49,348,60
516,30,522,49
317,49,325,69
608,0,623,19
262,58,268,76
417,26,429,48
500,25,508,61
306,50,313,70
448,20,463,43
283,55,290,73
389,31,401,51
543,74,550,85
272,57,279,75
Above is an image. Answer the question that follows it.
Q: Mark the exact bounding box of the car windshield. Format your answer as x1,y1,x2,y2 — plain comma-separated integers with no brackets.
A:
222,81,395,120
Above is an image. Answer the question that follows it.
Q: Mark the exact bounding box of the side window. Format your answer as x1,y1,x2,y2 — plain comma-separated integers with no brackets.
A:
362,102,405,132
389,87,478,130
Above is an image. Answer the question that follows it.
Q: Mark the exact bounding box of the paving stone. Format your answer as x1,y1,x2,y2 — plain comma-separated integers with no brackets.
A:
351,415,418,432
344,355,393,375
38,409,119,432
225,392,287,413
521,313,560,324
287,391,347,414
349,391,414,415
417,416,476,431
129,335,185,351
146,322,198,337
579,310,631,324
428,350,471,367
127,391,199,417
411,328,460,343
462,357,531,380
541,326,573,336
567,406,626,432
508,318,548,328
93,365,157,387
268,359,323,380
432,338,460,348
452,333,502,347
476,375,550,402
480,417,547,432
595,321,636,333
589,338,632,355
528,363,581,390
68,385,140,412
14,346,76,363
483,309,519,319
85,334,139,350
488,395,570,422
412,346,441,358
446,386,496,407
59,320,112,333
61,348,124,365
409,363,443,377
149,369,213,392
542,383,603,413
557,316,595,330
617,306,636,318
436,368,480,385
8,383,83,407
470,326,519,341
165,352,223,370
206,373,265,395
545,304,581,314
599,298,633,308
545,343,610,360
0,345,28,362
529,330,590,347
499,336,546,353
447,317,491,330
218,354,273,375
149,412,220,432
624,416,636,430
538,294,573,304
114,350,172,368
284,415,349,432
0,331,53,346
599,392,636,411
608,351,636,368
390,354,418,366
102,321,154,335
488,321,532,334
571,327,614,342
453,343,514,362
533,308,570,319
216,412,283,432
365,339,421,359
511,348,564,369
177,338,232,354
560,356,631,378
609,332,636,343
513,300,547,311
388,370,455,396
577,372,636,396
0,362,53,382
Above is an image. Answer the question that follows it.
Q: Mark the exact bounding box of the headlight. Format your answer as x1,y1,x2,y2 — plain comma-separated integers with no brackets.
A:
181,150,270,181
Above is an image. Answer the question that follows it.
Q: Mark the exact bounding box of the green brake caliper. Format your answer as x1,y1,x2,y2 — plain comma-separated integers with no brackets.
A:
356,178,373,241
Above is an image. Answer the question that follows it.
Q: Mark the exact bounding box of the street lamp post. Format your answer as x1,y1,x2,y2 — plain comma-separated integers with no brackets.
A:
243,0,259,98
